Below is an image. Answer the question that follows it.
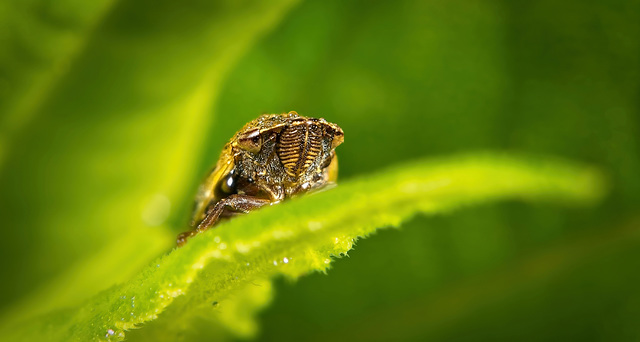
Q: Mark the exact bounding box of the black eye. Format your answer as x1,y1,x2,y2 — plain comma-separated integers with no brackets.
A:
215,172,236,197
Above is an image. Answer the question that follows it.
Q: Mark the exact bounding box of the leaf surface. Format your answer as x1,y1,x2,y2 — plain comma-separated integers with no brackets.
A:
0,0,299,328
0,154,605,341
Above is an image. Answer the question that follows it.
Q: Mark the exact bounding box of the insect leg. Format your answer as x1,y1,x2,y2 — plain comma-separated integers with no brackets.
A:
177,195,271,246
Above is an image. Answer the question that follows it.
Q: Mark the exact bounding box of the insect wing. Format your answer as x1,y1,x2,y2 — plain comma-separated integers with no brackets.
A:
190,144,235,226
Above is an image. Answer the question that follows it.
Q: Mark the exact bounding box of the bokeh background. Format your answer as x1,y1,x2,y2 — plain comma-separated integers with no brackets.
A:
1,0,639,341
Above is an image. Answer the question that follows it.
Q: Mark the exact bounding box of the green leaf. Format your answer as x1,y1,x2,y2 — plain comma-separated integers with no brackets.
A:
0,0,116,162
0,0,299,324
0,154,605,342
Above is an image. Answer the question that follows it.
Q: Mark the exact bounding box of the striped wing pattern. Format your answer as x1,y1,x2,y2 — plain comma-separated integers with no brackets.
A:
277,121,324,178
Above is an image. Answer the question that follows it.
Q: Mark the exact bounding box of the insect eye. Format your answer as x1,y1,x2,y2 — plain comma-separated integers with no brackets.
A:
321,155,332,168
330,127,344,149
237,129,262,153
215,172,237,197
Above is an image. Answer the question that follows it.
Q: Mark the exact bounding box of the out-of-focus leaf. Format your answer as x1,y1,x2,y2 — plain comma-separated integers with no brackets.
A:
212,1,640,341
0,154,605,341
302,216,640,342
0,0,299,327
0,0,115,162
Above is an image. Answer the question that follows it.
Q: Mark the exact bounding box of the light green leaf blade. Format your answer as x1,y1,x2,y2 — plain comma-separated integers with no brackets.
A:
0,0,299,328
0,154,605,342
0,0,116,162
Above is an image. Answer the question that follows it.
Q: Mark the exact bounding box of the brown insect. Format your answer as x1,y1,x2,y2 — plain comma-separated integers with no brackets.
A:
177,111,344,246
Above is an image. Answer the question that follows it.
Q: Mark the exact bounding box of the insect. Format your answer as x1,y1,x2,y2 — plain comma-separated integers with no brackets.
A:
177,111,344,246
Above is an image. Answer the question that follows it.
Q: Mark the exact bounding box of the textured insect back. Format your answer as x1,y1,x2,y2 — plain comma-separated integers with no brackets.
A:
178,112,343,246
277,119,325,178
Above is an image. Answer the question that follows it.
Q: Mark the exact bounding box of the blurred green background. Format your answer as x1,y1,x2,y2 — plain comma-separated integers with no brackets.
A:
1,0,639,341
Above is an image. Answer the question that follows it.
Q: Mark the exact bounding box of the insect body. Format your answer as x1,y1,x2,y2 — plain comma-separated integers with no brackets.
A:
177,111,344,246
